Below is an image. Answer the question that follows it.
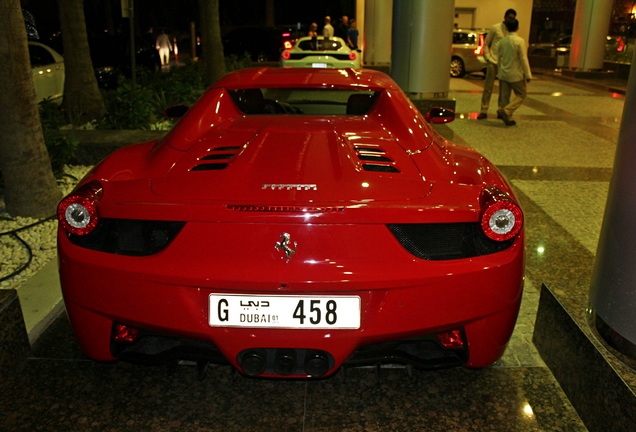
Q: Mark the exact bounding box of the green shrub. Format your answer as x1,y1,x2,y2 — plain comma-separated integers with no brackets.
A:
39,99,78,177
100,54,254,131
226,53,253,71
101,80,157,129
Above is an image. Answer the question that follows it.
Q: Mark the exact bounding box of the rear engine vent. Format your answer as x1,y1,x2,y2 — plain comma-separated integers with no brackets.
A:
354,145,400,173
68,219,185,256
191,146,241,171
388,223,514,260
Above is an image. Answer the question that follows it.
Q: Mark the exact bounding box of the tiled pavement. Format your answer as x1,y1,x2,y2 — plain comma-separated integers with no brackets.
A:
1,71,631,431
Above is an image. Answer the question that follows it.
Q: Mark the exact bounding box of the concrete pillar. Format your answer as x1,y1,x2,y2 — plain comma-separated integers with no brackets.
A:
356,0,365,64
390,0,454,98
569,0,612,71
364,0,392,65
589,46,636,360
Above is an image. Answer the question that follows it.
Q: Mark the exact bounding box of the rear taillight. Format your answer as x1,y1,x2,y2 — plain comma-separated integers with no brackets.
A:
474,33,485,55
284,41,293,50
480,186,523,241
349,51,357,61
282,50,291,60
57,180,103,236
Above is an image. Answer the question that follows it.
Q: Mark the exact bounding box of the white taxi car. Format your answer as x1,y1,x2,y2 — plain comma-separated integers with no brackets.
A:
28,41,65,103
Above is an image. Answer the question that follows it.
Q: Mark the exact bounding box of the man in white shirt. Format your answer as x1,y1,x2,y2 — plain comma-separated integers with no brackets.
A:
496,18,532,126
322,16,334,38
478,9,517,120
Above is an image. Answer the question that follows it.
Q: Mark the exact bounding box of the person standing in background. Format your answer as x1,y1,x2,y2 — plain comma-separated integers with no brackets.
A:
496,18,532,126
322,16,334,38
478,8,517,120
347,19,359,50
308,22,318,37
336,15,349,40
155,29,172,68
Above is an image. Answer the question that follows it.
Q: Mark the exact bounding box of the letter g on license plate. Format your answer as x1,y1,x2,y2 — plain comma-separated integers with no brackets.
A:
209,294,360,329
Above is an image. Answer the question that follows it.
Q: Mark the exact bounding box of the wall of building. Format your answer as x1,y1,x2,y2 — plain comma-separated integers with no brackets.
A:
455,0,533,44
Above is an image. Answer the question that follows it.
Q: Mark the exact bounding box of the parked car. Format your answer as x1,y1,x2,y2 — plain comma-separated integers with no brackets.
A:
28,41,65,102
57,67,524,379
280,36,361,68
528,35,572,56
528,35,626,57
451,28,488,78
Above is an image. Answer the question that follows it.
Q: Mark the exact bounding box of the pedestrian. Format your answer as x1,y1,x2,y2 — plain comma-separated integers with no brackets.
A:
322,16,334,38
477,8,517,120
155,29,172,67
308,22,318,37
496,18,532,126
335,15,349,40
348,18,359,50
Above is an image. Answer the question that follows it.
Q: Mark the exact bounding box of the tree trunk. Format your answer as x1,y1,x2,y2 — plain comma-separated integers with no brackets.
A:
199,0,227,87
58,0,106,122
0,0,61,217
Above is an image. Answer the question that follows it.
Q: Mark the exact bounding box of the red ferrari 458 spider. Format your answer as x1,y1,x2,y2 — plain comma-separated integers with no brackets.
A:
57,67,524,379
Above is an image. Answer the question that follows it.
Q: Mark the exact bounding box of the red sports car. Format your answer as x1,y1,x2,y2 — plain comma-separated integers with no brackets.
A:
57,67,524,379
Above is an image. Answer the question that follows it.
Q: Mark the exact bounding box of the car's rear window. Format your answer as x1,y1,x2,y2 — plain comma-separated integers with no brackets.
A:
297,39,344,51
228,88,379,115
453,32,478,45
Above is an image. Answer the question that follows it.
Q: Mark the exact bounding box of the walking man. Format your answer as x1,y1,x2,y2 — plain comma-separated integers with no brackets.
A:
496,18,532,126
478,9,517,120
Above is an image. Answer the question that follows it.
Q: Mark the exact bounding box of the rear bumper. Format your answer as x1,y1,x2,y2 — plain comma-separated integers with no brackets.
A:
59,224,524,378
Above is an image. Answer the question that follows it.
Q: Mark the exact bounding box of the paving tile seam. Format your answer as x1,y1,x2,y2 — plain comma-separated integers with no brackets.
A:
510,186,597,309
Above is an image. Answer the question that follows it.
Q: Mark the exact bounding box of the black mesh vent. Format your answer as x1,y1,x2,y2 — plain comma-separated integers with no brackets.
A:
68,219,185,256
363,164,400,173
191,163,228,171
387,223,514,260
358,154,392,162
191,146,241,171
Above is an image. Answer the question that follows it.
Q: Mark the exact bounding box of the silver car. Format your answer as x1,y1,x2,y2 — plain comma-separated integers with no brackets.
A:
451,29,487,78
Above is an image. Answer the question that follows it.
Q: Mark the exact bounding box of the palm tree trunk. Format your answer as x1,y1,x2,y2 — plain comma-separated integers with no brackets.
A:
0,0,61,217
199,0,227,87
59,0,106,122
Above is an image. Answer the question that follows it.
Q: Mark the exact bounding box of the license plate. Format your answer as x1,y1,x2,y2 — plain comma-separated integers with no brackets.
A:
209,294,360,329
311,63,328,68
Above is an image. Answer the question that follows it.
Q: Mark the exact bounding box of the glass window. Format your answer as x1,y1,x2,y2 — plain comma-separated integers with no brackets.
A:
29,45,55,67
298,39,343,51
228,88,380,115
453,32,476,45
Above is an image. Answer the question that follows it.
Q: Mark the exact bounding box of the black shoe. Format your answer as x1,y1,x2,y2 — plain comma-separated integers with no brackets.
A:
477,113,487,120
497,109,510,122
504,119,516,126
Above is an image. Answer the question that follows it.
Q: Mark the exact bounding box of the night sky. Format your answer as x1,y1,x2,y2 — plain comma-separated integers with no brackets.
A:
25,0,356,40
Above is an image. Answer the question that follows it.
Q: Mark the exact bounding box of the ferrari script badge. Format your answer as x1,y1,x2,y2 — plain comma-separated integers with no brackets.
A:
275,233,297,263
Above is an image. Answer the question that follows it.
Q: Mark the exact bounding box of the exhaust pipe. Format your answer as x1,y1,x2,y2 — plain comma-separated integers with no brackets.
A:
240,349,267,376
304,351,330,377
274,349,297,376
